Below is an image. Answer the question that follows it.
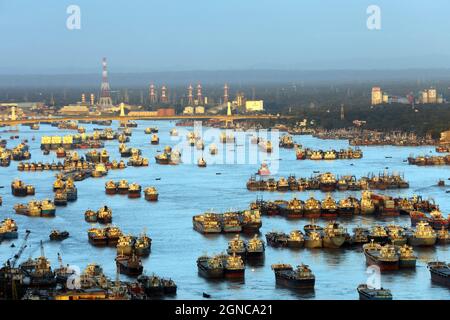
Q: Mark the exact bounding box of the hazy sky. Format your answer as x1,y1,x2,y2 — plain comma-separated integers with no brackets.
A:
0,0,449,73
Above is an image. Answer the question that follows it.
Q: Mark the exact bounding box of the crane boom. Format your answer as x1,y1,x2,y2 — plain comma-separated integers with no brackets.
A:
10,230,31,268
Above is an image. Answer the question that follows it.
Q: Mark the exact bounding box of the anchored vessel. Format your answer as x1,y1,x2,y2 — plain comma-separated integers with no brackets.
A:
193,213,222,234
197,255,224,279
364,241,399,271
407,221,437,247
223,253,245,279
272,264,315,289
0,218,18,239
144,187,158,201
116,252,143,277
357,284,392,300
97,206,113,224
427,261,450,287
227,235,246,256
398,244,417,268
322,221,347,248
49,230,69,241
128,183,142,198
245,234,265,259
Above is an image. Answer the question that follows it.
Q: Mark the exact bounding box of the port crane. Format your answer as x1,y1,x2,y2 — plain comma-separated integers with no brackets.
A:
8,230,31,268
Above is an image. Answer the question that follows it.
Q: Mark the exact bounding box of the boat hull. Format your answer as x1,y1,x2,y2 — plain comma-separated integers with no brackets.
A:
399,258,416,268
224,268,245,279
304,239,323,249
323,236,345,248
364,252,399,271
407,236,437,247
275,274,315,289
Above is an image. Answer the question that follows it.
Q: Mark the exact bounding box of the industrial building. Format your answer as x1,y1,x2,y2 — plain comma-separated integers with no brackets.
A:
245,100,264,112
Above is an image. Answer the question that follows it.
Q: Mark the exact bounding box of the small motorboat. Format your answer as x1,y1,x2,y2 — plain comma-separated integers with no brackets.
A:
49,230,69,241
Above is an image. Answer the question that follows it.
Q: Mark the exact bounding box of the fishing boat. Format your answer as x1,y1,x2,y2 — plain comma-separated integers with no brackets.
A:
319,172,337,192
196,140,205,150
155,151,170,165
91,163,108,178
105,226,123,245
304,230,323,249
287,175,299,191
197,255,224,279
296,147,306,160
151,134,159,145
223,253,245,279
265,231,289,247
410,210,427,227
56,147,66,158
407,221,437,247
192,213,222,234
240,209,262,233
84,209,98,223
245,234,265,259
363,241,399,271
281,197,304,219
88,228,108,246
351,227,369,245
387,226,407,246
287,230,305,248
221,212,242,233
272,264,315,289
65,178,77,201
360,191,375,215
209,144,218,155
53,190,68,206
321,194,338,218
198,157,207,168
128,183,142,198
279,135,295,148
105,180,117,195
144,187,158,201
257,163,271,176
427,210,449,230
40,199,56,217
276,177,289,191
49,230,69,241
368,225,390,244
304,196,321,219
11,179,29,197
338,197,356,216
427,261,450,287
117,180,129,195
0,218,18,239
116,235,135,256
227,235,246,256
97,206,113,224
100,149,109,163
134,232,152,256
322,221,347,248
53,178,65,191
116,252,143,276
357,284,392,300
437,227,450,244
398,244,417,268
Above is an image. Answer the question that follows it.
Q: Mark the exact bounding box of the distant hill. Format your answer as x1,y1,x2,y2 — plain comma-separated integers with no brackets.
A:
1,69,450,88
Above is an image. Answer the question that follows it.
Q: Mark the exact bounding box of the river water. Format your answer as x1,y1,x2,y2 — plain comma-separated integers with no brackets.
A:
0,120,448,300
